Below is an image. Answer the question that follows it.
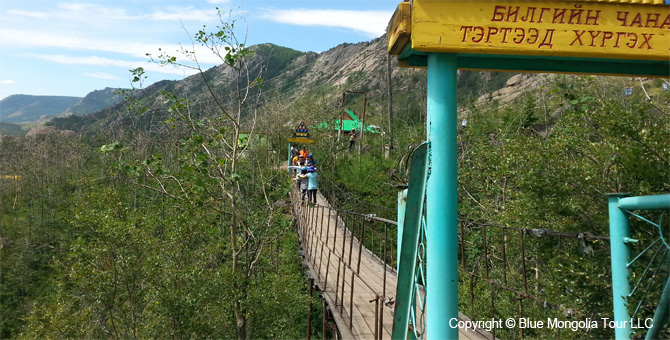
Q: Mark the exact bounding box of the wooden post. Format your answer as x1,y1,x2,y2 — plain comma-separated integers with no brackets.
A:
323,299,328,340
386,53,394,151
307,278,313,340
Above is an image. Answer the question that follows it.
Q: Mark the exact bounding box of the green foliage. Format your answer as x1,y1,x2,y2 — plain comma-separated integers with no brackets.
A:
1,96,316,340
251,43,304,81
1,11,324,340
0,122,24,137
456,75,669,339
13,182,314,339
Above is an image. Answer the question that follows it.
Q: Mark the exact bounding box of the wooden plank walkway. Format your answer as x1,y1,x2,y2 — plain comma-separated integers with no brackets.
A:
291,188,494,340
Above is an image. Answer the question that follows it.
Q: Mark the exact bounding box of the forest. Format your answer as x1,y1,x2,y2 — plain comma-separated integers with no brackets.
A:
1,11,670,340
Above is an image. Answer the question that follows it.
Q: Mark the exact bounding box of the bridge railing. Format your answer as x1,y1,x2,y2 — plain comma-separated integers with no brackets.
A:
291,188,397,340
457,220,612,340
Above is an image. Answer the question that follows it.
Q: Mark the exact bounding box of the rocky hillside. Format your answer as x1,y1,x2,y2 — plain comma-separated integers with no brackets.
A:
46,35,521,134
60,87,124,117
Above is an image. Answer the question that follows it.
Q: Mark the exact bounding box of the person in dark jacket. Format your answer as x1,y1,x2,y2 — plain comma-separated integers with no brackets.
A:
306,154,317,167
348,129,357,151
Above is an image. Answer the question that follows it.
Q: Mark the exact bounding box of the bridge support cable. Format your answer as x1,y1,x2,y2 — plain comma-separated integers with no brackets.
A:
458,218,627,340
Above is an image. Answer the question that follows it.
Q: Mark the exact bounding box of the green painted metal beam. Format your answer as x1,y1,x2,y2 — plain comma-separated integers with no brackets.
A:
396,44,670,77
391,142,428,340
618,194,670,211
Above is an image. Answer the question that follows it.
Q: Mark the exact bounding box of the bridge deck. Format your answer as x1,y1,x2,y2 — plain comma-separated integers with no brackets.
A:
292,188,493,340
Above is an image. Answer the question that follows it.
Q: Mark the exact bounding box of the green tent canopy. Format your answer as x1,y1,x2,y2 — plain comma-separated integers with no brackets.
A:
317,109,380,133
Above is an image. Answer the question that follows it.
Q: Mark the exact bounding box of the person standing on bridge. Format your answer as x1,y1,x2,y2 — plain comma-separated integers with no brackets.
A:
348,129,357,151
306,153,317,168
290,145,299,160
306,166,318,205
299,146,309,158
295,167,309,204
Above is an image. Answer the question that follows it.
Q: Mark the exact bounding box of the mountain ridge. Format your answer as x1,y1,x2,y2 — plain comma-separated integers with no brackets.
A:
0,88,125,124
0,94,82,123
11,35,517,134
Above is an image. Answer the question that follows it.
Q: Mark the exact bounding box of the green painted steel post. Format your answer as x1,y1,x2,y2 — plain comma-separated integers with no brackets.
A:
288,142,292,165
397,188,407,271
645,277,670,340
391,144,427,340
607,193,632,340
426,53,459,339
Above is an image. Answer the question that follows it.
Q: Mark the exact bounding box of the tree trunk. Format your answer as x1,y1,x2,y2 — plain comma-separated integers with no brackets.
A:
235,300,247,340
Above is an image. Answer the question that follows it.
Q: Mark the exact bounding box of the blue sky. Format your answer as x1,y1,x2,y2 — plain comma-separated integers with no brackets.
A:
0,0,397,100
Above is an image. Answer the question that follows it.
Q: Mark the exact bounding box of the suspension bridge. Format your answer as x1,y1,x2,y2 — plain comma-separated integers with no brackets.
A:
288,0,669,338
290,187,494,340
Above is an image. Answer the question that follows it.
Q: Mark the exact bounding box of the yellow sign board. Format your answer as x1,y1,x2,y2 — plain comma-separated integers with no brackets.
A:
1,175,21,180
407,0,669,61
287,137,314,144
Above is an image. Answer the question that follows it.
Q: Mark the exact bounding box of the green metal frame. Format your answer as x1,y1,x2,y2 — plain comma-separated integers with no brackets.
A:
395,45,670,78
607,193,670,340
392,142,428,340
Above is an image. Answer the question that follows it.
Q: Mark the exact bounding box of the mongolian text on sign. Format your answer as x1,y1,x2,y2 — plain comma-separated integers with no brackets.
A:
287,137,314,144
411,0,670,61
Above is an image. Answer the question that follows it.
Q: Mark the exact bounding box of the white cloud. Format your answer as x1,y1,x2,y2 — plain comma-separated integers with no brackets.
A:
9,4,219,24
55,3,134,22
27,54,132,67
259,9,391,37
84,72,120,80
7,9,48,18
0,80,14,84
0,28,224,65
24,53,200,77
207,0,230,4
143,8,220,22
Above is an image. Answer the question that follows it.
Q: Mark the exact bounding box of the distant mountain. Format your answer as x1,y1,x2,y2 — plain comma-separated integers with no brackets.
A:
0,95,82,123
60,87,125,117
0,88,126,124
